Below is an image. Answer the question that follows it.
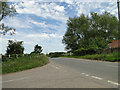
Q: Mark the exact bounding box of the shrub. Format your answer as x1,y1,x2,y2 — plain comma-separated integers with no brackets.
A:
73,48,87,56
2,55,9,62
49,52,65,58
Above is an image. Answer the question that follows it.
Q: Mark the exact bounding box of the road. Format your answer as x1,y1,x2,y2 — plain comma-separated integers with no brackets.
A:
2,57,119,88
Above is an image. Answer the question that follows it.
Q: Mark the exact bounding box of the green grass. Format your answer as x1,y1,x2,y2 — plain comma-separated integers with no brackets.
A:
2,55,49,74
62,52,120,62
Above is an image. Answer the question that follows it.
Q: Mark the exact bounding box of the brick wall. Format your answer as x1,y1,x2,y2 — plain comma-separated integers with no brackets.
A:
108,40,120,48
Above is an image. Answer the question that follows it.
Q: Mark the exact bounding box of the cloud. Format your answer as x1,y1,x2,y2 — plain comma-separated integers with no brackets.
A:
10,1,118,23
3,17,31,29
14,1,67,22
74,2,118,17
26,33,62,39
27,18,58,29
8,0,116,2
28,19,47,28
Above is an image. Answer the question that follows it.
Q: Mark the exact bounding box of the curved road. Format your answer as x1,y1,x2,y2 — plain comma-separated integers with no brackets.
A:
2,57,119,88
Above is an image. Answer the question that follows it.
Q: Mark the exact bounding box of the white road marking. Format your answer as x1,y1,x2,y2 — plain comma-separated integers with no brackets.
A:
55,67,60,69
51,65,60,69
81,73,102,80
80,73,119,86
81,73,85,75
2,77,28,83
91,76,103,80
85,74,89,76
107,80,120,86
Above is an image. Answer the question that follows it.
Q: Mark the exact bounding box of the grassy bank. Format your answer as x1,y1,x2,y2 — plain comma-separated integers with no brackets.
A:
2,55,49,74
62,52,119,62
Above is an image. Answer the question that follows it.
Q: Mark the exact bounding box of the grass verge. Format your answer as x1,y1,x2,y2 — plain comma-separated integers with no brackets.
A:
2,55,49,74
61,52,120,62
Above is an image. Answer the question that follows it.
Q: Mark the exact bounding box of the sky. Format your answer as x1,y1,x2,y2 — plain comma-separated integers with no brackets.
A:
0,0,119,54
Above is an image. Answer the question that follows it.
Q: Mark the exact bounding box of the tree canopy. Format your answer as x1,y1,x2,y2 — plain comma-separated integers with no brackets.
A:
6,40,24,55
62,12,119,55
31,45,43,54
0,1,17,35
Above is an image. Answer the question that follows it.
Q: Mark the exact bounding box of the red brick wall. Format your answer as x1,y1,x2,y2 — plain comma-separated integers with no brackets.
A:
108,40,120,48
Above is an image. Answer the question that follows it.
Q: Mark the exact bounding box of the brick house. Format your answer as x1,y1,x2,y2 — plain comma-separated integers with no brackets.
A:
108,40,120,48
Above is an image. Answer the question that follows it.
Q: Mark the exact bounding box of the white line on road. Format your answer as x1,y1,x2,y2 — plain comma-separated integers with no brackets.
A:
91,76,103,80
2,77,28,83
55,67,60,69
79,72,119,87
81,73,85,75
51,65,60,69
85,74,90,76
107,80,120,86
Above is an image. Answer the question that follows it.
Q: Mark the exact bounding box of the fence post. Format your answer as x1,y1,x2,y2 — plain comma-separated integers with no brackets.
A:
9,54,11,59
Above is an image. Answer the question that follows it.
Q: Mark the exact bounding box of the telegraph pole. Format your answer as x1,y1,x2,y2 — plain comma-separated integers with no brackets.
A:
117,0,120,23
117,0,120,41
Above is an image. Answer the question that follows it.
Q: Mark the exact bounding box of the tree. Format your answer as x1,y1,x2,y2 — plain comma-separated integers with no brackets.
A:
6,40,24,55
62,14,90,52
62,11,119,54
31,45,43,54
90,11,119,41
0,1,17,35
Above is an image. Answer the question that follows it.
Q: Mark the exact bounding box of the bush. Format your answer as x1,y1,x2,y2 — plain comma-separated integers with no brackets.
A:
86,48,97,55
73,48,87,56
64,51,120,62
49,52,65,58
73,48,102,56
2,55,9,62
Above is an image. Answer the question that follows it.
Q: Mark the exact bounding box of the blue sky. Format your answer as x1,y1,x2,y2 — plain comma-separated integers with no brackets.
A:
0,0,118,54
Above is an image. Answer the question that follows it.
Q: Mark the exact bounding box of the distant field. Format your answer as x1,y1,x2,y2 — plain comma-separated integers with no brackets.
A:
62,52,119,62
2,55,49,74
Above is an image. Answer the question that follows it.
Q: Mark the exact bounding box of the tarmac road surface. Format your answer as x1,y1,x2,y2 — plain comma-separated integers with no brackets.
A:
2,57,119,88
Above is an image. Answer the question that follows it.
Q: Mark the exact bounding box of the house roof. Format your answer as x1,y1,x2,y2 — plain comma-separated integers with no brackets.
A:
108,40,120,48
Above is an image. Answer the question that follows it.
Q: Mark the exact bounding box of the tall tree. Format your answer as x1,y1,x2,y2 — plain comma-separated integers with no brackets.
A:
0,1,17,35
62,14,90,52
62,11,119,53
6,40,24,55
90,12,119,41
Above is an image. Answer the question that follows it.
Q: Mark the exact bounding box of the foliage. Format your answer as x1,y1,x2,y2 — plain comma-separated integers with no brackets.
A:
31,44,43,54
6,40,24,55
62,52,120,62
2,54,49,74
62,14,90,52
73,48,96,56
0,1,17,35
62,12,119,55
73,48,87,56
2,55,8,62
49,52,65,58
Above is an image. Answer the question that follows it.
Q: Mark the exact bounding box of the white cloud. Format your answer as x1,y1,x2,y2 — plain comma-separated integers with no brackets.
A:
28,19,47,28
14,1,67,22
54,5,65,12
27,18,60,30
3,17,31,29
26,33,62,39
8,0,116,2
74,2,118,17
